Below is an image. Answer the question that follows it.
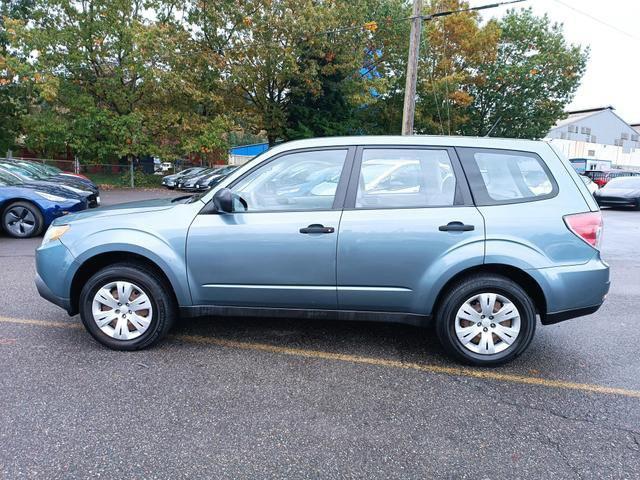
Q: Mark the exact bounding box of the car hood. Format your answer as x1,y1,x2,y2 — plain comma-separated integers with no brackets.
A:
7,182,87,200
53,197,179,225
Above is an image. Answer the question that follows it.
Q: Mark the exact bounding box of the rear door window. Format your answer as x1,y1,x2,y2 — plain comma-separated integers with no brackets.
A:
354,148,458,208
457,148,558,205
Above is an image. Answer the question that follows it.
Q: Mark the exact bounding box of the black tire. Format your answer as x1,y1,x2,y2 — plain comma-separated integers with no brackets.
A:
79,263,177,350
435,274,536,367
2,201,44,238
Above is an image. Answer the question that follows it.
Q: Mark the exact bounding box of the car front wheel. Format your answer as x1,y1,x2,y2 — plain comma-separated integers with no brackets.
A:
79,263,177,350
2,201,44,238
435,274,536,366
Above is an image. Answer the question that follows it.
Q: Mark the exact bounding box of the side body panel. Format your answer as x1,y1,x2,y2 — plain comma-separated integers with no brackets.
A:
185,210,342,309
337,206,485,314
52,202,201,307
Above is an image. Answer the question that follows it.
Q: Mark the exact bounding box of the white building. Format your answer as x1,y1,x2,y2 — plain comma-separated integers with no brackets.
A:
545,106,640,170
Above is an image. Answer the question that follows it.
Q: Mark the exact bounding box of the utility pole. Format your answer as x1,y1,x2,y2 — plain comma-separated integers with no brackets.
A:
401,0,422,136
400,0,526,135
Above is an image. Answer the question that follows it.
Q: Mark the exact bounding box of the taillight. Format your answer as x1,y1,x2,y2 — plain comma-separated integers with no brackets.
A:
564,212,603,249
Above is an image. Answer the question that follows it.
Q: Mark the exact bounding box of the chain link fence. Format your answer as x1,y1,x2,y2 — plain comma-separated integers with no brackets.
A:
1,154,208,189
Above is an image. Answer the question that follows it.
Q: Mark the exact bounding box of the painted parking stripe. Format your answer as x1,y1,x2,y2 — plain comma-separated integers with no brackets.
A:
2,315,640,399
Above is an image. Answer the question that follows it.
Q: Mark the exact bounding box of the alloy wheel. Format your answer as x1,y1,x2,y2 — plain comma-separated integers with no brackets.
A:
454,292,521,355
4,206,36,237
92,281,154,340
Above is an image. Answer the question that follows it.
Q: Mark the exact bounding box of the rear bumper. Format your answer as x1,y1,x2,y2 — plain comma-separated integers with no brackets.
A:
531,255,610,325
542,304,603,325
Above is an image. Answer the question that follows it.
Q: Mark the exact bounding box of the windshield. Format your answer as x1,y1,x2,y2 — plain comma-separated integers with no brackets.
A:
0,171,22,186
605,176,640,189
33,162,62,175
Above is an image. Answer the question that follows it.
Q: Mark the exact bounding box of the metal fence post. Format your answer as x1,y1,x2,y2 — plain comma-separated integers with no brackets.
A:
129,157,134,188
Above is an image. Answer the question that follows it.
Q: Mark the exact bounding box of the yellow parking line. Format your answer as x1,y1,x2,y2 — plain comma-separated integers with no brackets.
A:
0,316,83,329
2,315,640,399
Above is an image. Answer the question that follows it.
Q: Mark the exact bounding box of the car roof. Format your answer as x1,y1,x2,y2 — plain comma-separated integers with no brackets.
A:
267,135,545,155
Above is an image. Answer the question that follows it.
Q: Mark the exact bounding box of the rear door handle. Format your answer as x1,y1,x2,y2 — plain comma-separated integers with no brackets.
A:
439,221,475,232
300,224,335,234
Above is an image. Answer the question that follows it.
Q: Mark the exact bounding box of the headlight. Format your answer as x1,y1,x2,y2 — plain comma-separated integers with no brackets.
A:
35,191,67,202
42,225,70,246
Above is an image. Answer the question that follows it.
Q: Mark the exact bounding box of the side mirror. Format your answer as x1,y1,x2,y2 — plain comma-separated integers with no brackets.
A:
213,188,234,213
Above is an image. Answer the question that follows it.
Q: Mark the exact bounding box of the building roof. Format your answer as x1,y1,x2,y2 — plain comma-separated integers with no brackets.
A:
552,106,615,129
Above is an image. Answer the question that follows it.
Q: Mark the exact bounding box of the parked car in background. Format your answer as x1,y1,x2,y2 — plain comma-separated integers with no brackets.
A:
176,167,218,190
35,136,609,366
161,167,206,189
1,170,88,238
193,165,239,191
0,160,100,207
594,176,640,209
153,159,173,174
580,174,598,195
585,169,640,188
0,164,98,208
12,160,95,185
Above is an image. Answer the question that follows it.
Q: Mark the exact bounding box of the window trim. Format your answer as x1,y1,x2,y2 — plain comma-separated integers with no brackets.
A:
204,146,357,214
343,145,474,210
456,147,559,206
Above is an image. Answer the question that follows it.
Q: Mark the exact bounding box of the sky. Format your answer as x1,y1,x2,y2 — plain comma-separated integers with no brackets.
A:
471,0,640,124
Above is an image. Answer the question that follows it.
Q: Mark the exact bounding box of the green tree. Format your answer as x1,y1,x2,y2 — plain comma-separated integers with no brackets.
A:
464,8,588,138
9,0,226,161
191,0,408,145
0,0,35,153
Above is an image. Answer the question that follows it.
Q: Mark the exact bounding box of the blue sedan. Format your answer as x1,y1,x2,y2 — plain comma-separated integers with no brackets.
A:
0,173,88,238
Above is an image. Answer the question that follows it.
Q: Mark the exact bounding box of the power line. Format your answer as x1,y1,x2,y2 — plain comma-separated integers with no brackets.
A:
552,0,640,42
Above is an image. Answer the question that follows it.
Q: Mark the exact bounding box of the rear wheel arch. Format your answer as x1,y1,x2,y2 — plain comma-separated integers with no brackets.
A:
70,252,179,316
432,264,547,318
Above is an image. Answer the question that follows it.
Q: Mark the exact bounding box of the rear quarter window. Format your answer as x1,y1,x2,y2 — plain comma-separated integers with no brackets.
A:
457,148,558,205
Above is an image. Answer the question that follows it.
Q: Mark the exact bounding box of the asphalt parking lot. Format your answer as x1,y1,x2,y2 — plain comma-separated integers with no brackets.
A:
1,189,639,479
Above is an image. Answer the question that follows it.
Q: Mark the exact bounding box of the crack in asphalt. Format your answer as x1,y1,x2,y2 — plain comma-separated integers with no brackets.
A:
465,379,640,465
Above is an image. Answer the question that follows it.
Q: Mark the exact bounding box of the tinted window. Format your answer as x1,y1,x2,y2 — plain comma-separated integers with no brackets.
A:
232,150,347,211
355,149,457,208
459,148,557,205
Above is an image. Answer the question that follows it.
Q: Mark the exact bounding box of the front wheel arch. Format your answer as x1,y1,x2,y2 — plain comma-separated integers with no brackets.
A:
70,251,179,316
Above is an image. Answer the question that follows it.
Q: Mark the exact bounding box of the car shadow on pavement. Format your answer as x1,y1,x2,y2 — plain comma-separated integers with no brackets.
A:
171,314,448,364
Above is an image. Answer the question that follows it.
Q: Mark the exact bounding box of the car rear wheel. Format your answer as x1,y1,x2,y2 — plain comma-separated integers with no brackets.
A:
435,274,536,366
2,201,44,238
79,263,177,350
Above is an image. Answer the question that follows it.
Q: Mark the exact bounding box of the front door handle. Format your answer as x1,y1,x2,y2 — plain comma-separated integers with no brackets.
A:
439,221,475,232
300,224,335,234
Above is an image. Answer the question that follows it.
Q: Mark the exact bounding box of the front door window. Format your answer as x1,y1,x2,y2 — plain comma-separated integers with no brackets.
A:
232,150,348,211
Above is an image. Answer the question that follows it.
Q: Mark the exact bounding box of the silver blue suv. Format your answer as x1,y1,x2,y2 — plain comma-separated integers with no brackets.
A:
35,136,610,366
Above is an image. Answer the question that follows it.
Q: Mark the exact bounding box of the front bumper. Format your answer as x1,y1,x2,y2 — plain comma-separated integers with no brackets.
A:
35,273,72,313
35,240,77,315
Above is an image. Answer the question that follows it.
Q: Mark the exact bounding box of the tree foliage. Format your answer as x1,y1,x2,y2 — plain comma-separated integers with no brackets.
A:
2,0,588,161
